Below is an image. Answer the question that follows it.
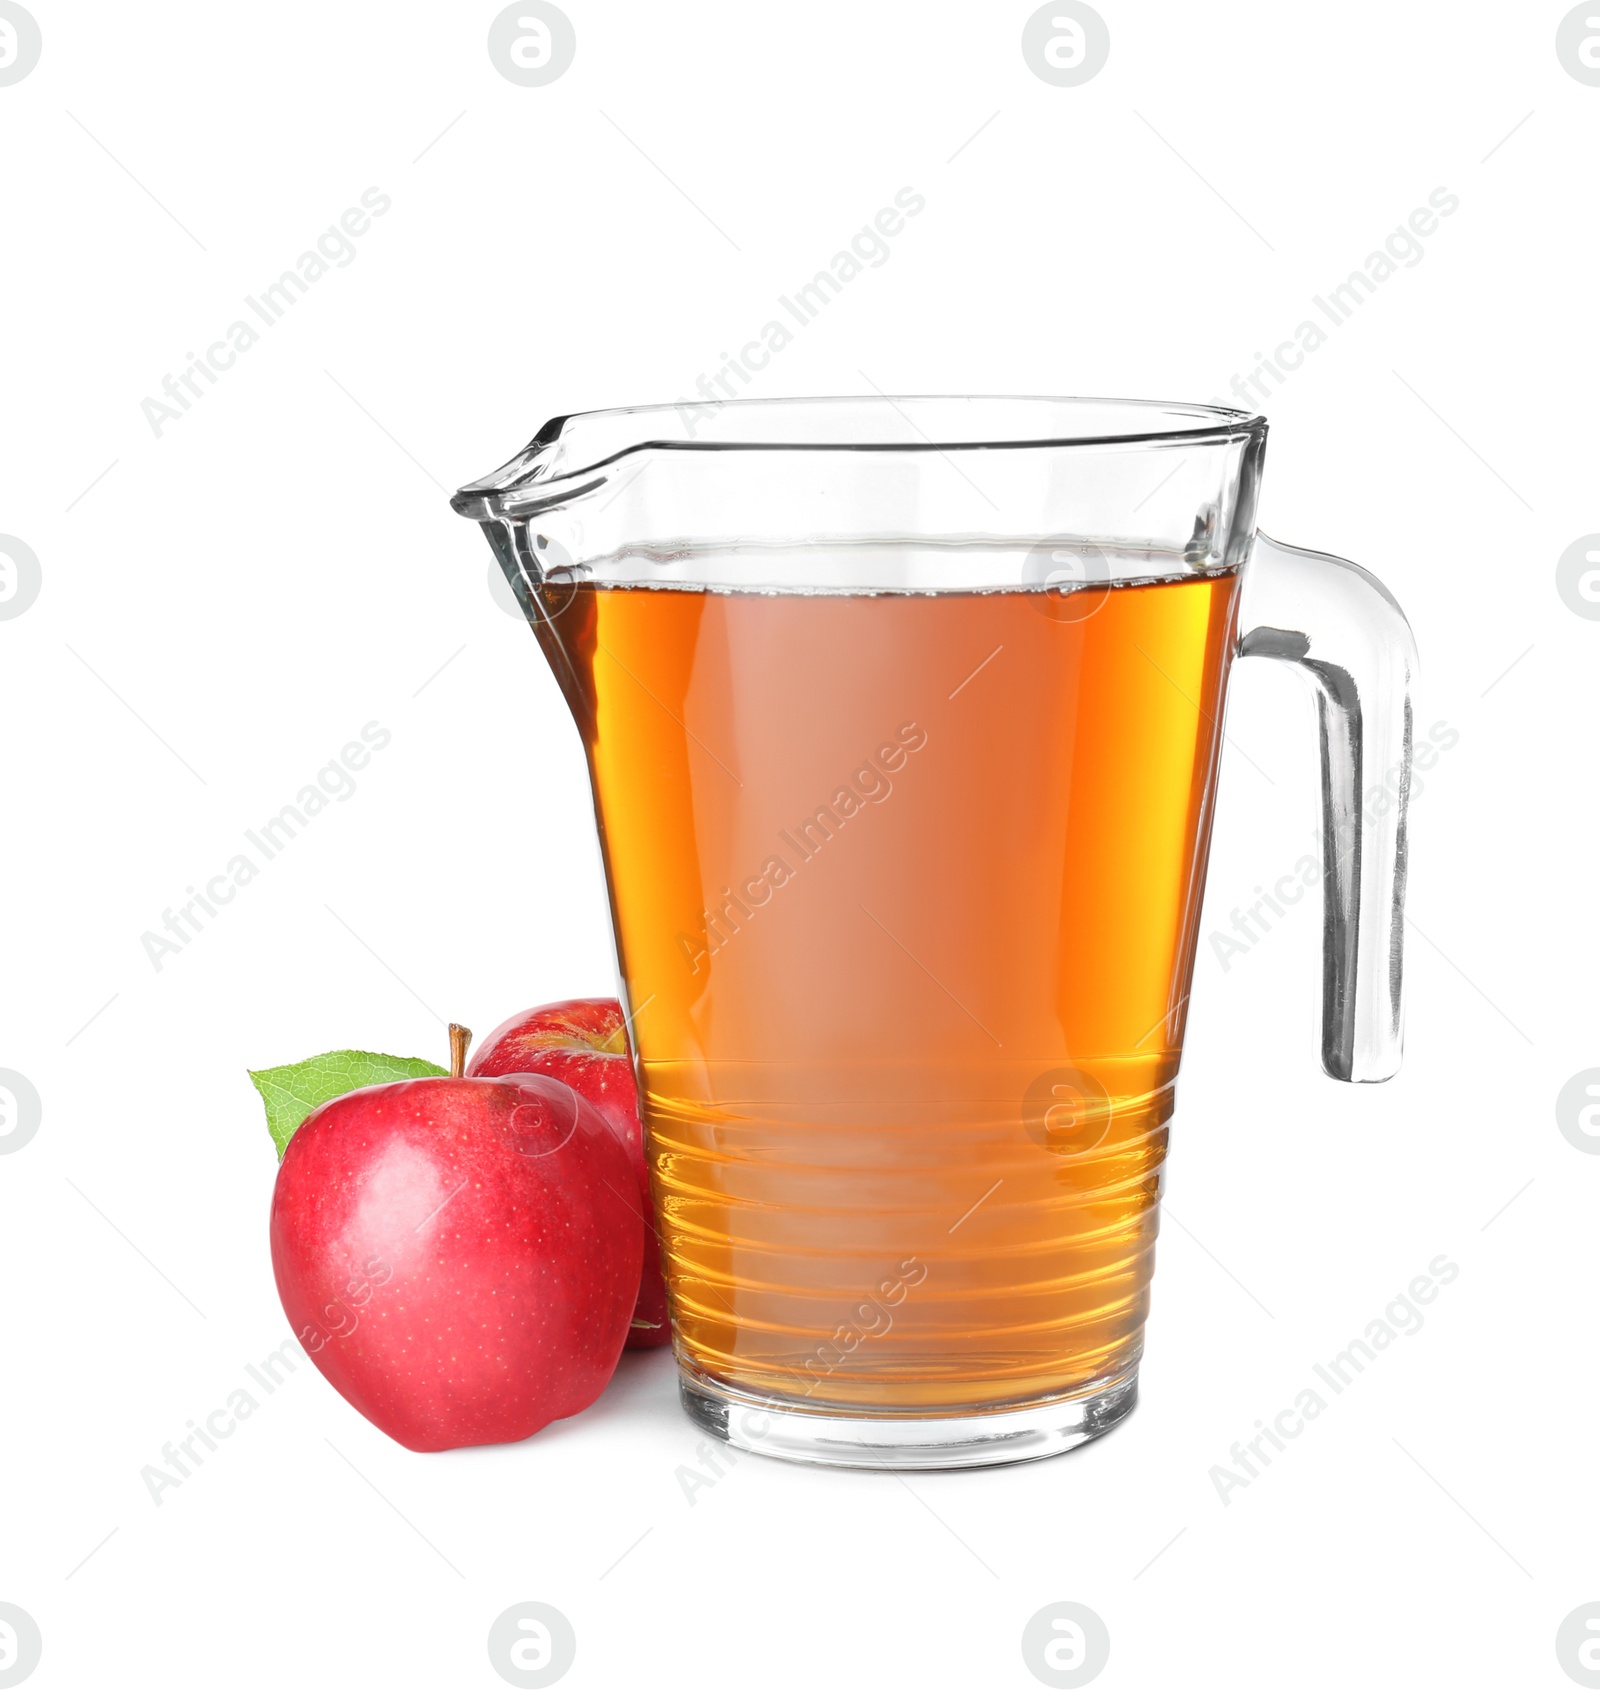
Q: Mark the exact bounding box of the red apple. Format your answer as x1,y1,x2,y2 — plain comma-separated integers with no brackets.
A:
269,1029,642,1452
467,998,670,1349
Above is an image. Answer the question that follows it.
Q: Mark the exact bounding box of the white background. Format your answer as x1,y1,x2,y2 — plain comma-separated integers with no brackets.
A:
3,2,1594,1687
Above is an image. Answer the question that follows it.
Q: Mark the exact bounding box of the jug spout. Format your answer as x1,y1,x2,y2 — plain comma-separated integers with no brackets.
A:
452,416,606,524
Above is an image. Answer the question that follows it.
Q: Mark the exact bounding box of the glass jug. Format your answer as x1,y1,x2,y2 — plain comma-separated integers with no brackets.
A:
452,397,1415,1471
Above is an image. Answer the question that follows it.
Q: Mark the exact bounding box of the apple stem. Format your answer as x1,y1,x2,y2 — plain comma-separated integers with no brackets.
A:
448,1023,471,1079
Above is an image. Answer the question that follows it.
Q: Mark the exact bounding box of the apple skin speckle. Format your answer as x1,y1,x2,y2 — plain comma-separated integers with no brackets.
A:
269,1071,642,1452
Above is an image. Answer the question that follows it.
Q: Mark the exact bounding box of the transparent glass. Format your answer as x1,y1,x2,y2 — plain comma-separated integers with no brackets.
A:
453,397,1416,1470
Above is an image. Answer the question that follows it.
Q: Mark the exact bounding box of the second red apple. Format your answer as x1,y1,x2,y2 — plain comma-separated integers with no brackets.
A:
468,998,671,1349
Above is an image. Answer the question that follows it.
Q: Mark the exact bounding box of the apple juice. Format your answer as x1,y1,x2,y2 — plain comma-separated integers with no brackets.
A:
535,570,1239,1411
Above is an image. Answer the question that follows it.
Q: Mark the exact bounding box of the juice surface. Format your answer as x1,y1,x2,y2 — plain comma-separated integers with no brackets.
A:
539,573,1239,1410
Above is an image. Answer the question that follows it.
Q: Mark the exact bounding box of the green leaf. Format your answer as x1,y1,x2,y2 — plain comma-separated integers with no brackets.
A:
249,1050,448,1160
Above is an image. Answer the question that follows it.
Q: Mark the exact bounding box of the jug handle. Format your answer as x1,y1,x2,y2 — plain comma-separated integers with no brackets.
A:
1234,533,1418,1083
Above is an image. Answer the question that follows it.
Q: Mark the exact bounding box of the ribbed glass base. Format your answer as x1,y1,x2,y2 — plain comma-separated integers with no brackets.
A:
677,1361,1139,1471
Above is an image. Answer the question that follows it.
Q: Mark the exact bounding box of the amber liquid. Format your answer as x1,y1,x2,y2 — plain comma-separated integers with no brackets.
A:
539,570,1239,1411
